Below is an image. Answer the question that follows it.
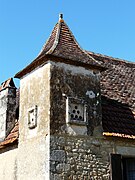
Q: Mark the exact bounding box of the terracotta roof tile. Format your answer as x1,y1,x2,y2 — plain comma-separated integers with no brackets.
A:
45,21,100,66
88,51,135,110
0,78,16,91
0,122,19,149
88,51,135,138
15,16,103,78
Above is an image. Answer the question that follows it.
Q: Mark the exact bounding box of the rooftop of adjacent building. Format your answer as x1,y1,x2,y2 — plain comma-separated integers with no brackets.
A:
0,78,16,91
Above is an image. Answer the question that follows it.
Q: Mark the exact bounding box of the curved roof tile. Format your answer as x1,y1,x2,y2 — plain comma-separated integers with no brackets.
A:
15,15,103,78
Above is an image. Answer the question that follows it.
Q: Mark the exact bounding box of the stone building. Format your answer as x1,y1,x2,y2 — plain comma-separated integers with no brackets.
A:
0,14,135,180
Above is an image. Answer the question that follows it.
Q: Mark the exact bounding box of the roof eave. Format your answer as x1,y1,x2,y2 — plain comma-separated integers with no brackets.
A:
103,132,135,140
15,54,106,79
14,54,49,79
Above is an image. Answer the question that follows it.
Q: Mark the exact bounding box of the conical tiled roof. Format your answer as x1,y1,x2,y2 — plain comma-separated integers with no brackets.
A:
15,15,103,78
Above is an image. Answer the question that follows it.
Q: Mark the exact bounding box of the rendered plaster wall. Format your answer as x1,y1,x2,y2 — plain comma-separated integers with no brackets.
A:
18,135,50,180
18,62,51,179
19,62,51,142
0,148,18,180
115,139,135,156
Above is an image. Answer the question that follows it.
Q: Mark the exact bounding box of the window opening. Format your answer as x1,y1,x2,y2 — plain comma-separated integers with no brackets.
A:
65,96,87,125
28,105,37,129
123,158,135,180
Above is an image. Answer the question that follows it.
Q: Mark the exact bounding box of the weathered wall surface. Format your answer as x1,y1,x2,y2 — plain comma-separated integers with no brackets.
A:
50,62,102,136
0,88,16,141
19,63,51,142
50,135,110,180
48,62,135,179
0,136,135,180
0,61,133,180
0,148,18,180
18,63,51,179
18,135,50,180
50,134,135,180
0,89,7,141
49,62,109,179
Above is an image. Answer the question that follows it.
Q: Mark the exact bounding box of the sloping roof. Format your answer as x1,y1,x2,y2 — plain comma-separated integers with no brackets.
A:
0,78,16,91
0,122,19,149
38,16,100,66
15,15,103,78
88,52,135,109
2,56,135,147
88,51,135,138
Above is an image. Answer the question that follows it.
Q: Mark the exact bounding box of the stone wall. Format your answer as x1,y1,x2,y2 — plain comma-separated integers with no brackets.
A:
50,135,111,179
50,134,135,180
0,87,16,141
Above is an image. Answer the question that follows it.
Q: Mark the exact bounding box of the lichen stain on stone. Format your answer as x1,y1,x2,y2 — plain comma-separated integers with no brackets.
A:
86,90,96,99
50,63,102,135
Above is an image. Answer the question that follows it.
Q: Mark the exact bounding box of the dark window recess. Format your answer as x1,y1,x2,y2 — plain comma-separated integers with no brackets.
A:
66,97,87,125
111,154,123,180
111,154,135,180
15,107,19,120
123,158,135,180
70,105,83,121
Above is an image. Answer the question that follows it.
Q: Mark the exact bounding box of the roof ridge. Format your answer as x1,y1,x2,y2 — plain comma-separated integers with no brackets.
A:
36,23,58,58
46,21,61,55
87,50,135,65
63,22,101,66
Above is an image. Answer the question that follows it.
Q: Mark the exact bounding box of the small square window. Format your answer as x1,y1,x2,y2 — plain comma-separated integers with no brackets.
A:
28,105,37,129
66,97,87,125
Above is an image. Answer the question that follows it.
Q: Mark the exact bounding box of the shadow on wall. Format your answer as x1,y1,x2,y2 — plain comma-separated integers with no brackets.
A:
102,96,135,136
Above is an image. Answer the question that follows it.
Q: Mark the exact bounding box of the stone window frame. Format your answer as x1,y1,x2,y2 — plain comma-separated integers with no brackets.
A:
28,105,38,129
65,96,88,126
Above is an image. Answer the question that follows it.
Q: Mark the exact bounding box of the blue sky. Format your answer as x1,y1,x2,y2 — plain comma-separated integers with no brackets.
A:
0,1,135,86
